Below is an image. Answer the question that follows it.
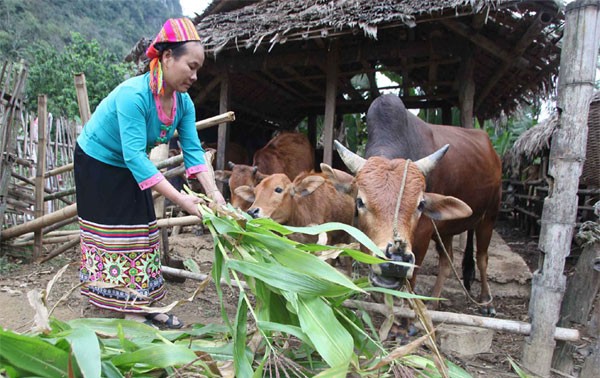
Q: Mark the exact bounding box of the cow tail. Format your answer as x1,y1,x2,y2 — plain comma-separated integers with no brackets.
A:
462,229,475,291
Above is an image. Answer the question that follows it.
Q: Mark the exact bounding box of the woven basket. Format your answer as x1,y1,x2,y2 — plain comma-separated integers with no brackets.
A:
581,92,600,188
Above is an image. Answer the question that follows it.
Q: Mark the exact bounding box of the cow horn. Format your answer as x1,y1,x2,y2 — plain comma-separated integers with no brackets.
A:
414,144,450,176
227,161,235,170
333,140,366,174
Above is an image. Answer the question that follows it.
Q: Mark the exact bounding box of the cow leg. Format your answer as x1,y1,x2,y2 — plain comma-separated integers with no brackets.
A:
475,218,496,316
462,229,475,291
430,235,454,310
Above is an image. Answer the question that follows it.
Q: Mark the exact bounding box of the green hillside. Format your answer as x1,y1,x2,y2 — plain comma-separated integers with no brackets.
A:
0,0,183,59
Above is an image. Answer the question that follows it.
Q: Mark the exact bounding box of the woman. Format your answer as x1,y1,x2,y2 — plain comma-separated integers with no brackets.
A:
74,18,225,328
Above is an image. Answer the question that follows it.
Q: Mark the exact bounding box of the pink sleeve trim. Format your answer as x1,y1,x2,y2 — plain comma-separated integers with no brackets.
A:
139,172,164,190
186,164,208,178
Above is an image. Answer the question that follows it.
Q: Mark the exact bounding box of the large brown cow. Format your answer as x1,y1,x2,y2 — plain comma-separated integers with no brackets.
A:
334,94,502,315
236,170,355,246
215,132,314,210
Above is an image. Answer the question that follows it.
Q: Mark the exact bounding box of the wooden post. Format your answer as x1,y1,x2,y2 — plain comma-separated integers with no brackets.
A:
458,51,475,129
217,71,231,191
74,73,91,125
33,95,48,259
323,41,339,166
522,1,600,376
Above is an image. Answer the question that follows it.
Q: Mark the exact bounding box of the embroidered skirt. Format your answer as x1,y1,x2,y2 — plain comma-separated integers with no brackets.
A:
74,144,165,313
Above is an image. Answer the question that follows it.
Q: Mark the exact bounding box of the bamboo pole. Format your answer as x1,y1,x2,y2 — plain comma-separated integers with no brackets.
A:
522,2,600,376
11,234,78,246
17,216,78,241
38,238,80,264
0,203,77,240
22,112,235,181
161,265,248,289
34,96,48,259
74,73,91,125
173,111,235,138
155,265,581,342
343,300,580,342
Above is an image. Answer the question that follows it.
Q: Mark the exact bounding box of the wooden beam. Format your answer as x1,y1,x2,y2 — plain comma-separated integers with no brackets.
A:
219,38,462,73
194,76,221,104
281,66,321,92
322,41,339,166
441,19,529,68
475,11,553,112
261,70,310,101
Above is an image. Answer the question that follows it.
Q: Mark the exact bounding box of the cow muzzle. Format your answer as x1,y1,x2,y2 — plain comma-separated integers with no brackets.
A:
369,242,415,289
247,207,261,218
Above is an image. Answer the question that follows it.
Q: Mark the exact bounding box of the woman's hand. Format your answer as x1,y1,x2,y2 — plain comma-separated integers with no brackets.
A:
178,193,203,217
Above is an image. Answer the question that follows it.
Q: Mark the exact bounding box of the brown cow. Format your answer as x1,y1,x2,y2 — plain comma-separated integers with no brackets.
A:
335,94,502,315
236,171,355,246
215,132,314,211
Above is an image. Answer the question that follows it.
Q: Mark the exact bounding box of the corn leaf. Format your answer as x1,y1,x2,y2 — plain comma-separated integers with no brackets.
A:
284,222,383,258
257,321,313,347
110,344,197,368
227,260,352,297
0,328,71,378
242,232,363,292
68,318,160,338
296,296,352,369
100,361,125,378
233,293,254,377
63,326,101,378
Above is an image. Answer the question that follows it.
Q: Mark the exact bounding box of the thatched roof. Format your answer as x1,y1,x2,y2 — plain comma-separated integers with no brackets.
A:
506,92,600,188
196,0,545,54
507,113,558,164
127,0,563,139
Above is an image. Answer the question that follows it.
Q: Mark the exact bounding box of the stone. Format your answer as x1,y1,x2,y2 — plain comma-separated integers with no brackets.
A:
436,324,494,357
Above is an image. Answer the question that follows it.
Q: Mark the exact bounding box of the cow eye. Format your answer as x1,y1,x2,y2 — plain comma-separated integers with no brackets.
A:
356,197,365,209
275,187,283,193
417,199,426,211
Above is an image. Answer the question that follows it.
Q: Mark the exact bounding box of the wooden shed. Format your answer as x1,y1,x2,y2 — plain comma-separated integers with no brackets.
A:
504,92,600,235
126,0,564,170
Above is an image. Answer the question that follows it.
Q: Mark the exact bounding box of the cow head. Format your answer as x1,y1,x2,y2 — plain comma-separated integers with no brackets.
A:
237,173,326,223
334,141,472,289
214,162,267,211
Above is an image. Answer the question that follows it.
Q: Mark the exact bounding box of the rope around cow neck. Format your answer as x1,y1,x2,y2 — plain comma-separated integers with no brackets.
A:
391,159,493,308
392,159,411,244
430,219,494,307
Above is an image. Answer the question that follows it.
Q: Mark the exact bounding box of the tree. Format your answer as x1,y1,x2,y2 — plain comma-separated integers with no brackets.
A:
25,32,135,120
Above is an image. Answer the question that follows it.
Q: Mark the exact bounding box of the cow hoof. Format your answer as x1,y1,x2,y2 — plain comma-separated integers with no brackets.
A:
479,306,496,317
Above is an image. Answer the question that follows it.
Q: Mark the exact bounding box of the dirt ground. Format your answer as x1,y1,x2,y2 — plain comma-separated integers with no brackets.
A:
0,218,579,377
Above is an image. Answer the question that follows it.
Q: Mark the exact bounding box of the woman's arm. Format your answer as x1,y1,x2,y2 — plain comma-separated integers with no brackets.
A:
195,170,226,205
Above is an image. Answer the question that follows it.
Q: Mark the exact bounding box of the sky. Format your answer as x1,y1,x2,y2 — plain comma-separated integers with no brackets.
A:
180,0,211,17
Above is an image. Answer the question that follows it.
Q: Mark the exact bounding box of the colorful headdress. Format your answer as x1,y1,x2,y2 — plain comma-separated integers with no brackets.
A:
146,18,201,95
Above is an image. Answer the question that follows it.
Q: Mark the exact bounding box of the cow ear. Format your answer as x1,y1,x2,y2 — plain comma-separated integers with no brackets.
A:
422,192,472,220
295,175,325,197
214,170,232,183
234,185,255,203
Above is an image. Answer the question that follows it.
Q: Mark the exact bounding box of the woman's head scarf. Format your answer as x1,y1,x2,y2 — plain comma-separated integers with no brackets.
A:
145,18,201,95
